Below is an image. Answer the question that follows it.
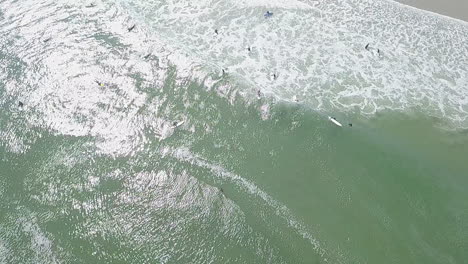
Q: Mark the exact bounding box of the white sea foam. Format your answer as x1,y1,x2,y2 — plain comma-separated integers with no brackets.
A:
119,0,468,127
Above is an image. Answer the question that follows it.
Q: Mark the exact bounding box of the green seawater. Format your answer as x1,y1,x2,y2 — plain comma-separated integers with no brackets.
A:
2,76,468,263
1,0,468,263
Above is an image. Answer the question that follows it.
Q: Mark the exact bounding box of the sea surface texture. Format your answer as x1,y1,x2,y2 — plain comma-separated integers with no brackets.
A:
1,0,467,263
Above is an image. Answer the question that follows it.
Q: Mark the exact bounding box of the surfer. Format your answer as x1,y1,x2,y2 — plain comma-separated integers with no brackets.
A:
348,123,353,127
328,116,343,127
377,49,381,56
215,29,218,35
95,80,104,87
222,68,227,76
264,11,273,18
172,120,185,128
85,3,96,8
365,43,370,50
128,24,136,32
143,53,151,59
273,73,278,80
18,101,24,107
43,37,52,43
247,46,251,52
257,90,262,98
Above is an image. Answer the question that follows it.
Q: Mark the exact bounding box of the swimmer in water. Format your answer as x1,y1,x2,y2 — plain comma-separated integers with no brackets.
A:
43,37,52,43
85,3,96,8
273,73,278,80
128,24,136,32
257,90,262,98
264,11,273,18
348,123,353,127
143,53,151,60
215,29,218,35
365,43,370,50
18,101,24,107
247,46,251,52
95,80,104,87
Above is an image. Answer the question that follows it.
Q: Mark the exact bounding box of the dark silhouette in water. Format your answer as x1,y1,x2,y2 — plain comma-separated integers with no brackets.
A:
143,53,151,60
257,90,262,98
128,24,136,32
247,46,251,52
95,80,104,86
43,37,52,43
264,11,273,18
348,123,353,127
365,43,370,50
273,73,278,80
18,101,24,107
85,3,96,8
214,29,218,35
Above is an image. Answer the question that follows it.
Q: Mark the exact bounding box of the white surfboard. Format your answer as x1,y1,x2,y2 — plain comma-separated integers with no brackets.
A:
173,120,185,128
328,116,342,127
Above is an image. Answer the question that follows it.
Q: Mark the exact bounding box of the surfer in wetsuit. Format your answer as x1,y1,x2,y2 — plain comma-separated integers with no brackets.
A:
128,24,136,32
18,101,24,107
215,29,218,35
264,11,273,18
365,43,370,50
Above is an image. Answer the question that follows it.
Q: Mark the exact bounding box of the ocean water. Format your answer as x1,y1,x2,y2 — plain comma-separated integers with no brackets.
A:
1,0,468,263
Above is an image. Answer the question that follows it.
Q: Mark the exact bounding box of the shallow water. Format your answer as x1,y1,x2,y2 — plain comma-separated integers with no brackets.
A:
1,0,467,263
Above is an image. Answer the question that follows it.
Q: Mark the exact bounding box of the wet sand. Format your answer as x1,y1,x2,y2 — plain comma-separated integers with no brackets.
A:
395,0,468,22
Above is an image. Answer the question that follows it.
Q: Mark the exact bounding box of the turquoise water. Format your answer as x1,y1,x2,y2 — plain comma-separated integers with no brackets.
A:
1,0,468,263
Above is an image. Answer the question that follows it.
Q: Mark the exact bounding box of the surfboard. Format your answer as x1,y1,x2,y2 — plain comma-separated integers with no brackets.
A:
328,116,342,127
173,120,185,127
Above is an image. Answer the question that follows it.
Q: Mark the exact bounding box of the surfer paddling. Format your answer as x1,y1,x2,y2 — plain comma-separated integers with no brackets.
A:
127,24,136,32
328,116,343,127
172,120,185,128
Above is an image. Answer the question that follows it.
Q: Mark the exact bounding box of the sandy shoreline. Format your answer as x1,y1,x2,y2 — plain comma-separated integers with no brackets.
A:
394,0,468,22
